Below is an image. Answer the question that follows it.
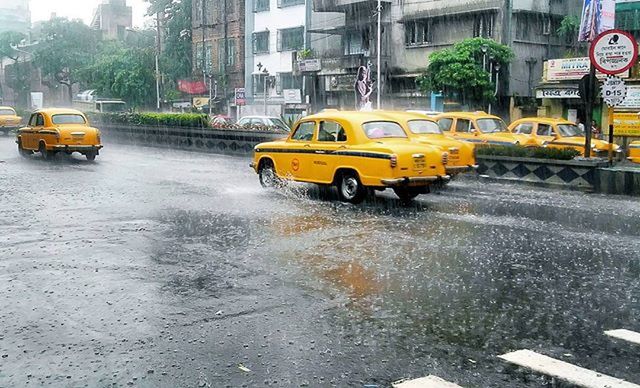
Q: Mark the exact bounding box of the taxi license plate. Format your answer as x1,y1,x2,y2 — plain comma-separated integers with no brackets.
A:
413,158,426,170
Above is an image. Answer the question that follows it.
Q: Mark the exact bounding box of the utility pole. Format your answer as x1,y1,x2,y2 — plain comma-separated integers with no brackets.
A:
376,0,382,109
223,0,229,116
155,12,162,111
201,0,206,87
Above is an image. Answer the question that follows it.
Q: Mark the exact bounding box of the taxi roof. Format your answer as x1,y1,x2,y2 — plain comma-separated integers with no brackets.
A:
513,117,574,125
0,106,16,110
302,110,405,125
436,111,502,120
34,108,86,115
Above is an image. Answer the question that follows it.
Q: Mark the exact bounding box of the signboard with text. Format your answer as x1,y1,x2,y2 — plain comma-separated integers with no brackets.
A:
536,88,581,99
618,85,640,108
612,112,640,136
589,30,638,75
235,88,246,106
601,76,627,107
298,59,321,72
545,57,629,81
283,89,302,104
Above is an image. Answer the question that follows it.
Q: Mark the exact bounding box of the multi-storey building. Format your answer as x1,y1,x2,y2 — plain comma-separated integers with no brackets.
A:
0,0,30,36
192,0,245,116
243,0,311,117
90,0,132,40
311,0,582,118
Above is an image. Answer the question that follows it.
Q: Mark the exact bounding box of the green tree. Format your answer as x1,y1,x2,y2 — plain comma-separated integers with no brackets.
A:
418,38,513,108
32,18,100,103
0,31,26,61
557,15,585,57
0,31,27,105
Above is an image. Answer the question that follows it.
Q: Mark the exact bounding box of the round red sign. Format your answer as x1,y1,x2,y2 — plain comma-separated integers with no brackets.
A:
589,29,639,75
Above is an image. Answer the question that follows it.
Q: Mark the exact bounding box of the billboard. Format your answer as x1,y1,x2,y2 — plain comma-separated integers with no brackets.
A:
545,57,629,81
612,112,640,136
579,0,616,42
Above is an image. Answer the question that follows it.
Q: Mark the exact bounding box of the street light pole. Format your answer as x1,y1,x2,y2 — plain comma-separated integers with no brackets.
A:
376,0,382,109
155,12,162,111
263,71,269,115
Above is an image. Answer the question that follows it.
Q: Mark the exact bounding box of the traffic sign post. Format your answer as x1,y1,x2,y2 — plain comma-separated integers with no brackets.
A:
602,76,627,108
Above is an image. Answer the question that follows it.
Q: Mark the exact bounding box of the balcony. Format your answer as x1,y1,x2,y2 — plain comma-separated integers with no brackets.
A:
313,0,390,13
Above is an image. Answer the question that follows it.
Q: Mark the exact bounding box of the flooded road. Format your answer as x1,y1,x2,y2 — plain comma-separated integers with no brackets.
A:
1,136,639,387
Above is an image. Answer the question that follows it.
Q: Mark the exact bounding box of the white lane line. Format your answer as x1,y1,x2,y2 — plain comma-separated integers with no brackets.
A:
498,349,640,388
392,375,463,388
605,329,640,345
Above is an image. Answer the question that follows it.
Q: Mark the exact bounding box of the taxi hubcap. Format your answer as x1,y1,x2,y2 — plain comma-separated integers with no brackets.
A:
261,167,275,186
341,177,358,199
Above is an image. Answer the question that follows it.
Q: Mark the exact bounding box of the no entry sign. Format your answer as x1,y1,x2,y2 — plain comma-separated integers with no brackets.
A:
589,29,638,75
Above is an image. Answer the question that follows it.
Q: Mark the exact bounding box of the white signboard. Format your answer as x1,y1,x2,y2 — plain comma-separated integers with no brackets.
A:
618,85,640,108
298,59,321,72
601,76,627,107
536,88,581,99
590,30,639,75
30,92,44,109
283,89,302,104
546,57,628,81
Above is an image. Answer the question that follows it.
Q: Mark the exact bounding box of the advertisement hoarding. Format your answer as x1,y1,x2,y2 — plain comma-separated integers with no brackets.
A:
579,0,616,42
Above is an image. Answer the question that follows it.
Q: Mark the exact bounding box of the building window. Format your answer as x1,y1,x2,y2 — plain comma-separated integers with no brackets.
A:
277,0,305,8
253,73,268,95
194,0,203,23
405,20,431,46
218,38,236,72
276,72,302,94
344,29,369,55
473,13,494,38
194,42,203,69
253,31,269,54
277,26,304,52
254,0,269,12
205,45,212,73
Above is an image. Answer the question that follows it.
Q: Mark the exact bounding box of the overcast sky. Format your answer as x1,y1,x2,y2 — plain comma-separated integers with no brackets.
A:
30,0,151,28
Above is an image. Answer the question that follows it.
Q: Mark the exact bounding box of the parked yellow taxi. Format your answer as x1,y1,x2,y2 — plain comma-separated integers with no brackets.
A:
0,106,22,135
251,111,450,203
378,111,477,175
16,108,103,160
628,141,640,163
509,117,621,157
435,112,524,146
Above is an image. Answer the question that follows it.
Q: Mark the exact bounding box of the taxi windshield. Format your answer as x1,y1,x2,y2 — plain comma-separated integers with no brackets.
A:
477,118,508,133
0,108,16,115
557,124,584,137
362,121,408,139
408,120,442,134
52,114,86,124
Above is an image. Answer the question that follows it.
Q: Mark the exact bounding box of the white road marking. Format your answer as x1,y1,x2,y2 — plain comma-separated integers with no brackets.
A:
498,349,640,388
392,375,463,388
605,329,640,345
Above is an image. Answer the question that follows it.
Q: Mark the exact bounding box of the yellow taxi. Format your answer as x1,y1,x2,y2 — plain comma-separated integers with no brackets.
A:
509,117,621,157
251,111,450,203
16,108,103,161
628,141,640,163
434,111,525,146
0,106,22,135
378,111,477,175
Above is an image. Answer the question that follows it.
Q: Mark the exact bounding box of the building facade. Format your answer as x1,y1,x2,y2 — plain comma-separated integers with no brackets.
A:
192,0,245,116
0,0,30,36
90,0,133,40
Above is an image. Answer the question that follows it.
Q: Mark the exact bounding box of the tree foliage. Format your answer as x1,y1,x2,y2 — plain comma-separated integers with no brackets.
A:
418,38,513,107
32,18,100,103
557,15,585,57
0,31,26,61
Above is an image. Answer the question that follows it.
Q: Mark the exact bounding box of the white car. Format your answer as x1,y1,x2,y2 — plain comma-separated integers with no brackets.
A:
237,116,290,131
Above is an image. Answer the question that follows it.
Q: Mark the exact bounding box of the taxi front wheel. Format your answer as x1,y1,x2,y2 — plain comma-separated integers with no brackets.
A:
337,171,367,204
258,160,281,188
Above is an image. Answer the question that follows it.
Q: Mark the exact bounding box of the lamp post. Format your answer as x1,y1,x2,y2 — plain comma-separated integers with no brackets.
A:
376,0,382,109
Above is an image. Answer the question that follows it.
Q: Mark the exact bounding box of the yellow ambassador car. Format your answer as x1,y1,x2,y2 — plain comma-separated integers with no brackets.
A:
378,111,477,175
0,106,22,135
509,117,621,157
16,108,103,160
251,111,450,203
435,112,525,146
628,141,640,163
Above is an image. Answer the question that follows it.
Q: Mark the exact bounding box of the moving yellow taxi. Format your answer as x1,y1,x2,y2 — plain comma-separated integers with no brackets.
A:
251,111,450,203
378,111,477,175
509,117,621,157
16,108,103,160
628,141,640,163
434,112,525,146
0,106,22,135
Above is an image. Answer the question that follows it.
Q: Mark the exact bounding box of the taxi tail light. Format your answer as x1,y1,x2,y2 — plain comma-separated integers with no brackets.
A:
97,131,101,144
442,152,449,165
390,154,398,168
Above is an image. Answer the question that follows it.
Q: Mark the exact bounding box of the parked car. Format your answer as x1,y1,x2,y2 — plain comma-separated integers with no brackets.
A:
627,141,640,163
434,112,523,146
0,106,22,135
509,117,621,157
16,108,103,161
237,116,290,131
379,111,477,176
250,111,450,203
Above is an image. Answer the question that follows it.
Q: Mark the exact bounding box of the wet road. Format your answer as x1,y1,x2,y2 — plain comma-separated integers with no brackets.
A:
1,136,639,387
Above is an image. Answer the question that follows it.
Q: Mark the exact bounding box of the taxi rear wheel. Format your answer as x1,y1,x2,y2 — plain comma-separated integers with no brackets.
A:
258,160,280,188
393,187,422,202
86,151,97,161
38,142,52,160
337,171,367,204
17,139,32,158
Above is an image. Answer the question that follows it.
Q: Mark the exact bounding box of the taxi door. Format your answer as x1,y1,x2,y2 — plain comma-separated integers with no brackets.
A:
21,113,42,150
450,118,477,142
311,120,348,184
283,121,315,181
535,123,555,145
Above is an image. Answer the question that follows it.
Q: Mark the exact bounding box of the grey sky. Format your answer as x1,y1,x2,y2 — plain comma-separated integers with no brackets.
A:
30,0,151,27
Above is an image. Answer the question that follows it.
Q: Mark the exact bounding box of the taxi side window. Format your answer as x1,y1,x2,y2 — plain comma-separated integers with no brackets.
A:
514,123,534,134
291,121,316,141
29,114,38,126
34,114,45,127
317,121,347,142
456,119,471,133
537,124,552,136
438,118,453,131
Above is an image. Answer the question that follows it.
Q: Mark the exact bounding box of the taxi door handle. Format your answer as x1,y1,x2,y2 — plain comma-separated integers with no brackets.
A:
315,150,326,154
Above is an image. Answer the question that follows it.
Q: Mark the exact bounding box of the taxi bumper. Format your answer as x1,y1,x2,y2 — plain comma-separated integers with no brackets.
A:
381,175,451,186
52,144,103,153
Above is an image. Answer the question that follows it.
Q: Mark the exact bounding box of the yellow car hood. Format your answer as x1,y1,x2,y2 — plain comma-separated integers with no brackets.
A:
551,136,620,151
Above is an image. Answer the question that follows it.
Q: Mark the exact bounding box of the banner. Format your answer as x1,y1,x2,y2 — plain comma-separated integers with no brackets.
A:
612,112,640,136
579,0,616,42
178,80,208,95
